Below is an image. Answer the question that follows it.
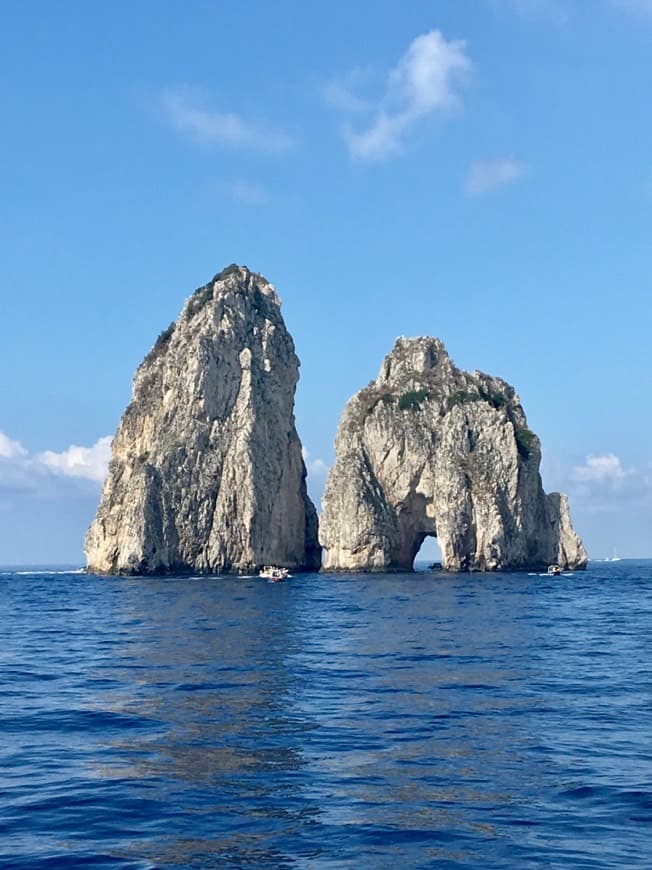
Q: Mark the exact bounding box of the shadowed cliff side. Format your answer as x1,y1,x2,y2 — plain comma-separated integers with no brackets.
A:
319,337,587,573
86,265,320,575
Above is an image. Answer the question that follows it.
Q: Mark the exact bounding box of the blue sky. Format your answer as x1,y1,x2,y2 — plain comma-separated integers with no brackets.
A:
1,0,650,563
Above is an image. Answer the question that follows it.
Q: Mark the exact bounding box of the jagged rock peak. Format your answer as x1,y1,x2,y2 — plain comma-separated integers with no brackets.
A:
186,263,282,314
86,264,320,575
377,336,451,382
320,336,587,573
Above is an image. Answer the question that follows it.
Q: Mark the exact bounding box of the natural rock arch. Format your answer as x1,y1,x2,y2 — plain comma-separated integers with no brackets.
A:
389,491,437,570
319,337,587,573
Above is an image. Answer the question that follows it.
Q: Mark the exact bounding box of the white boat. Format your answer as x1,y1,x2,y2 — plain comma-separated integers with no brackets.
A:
259,565,289,582
547,564,562,576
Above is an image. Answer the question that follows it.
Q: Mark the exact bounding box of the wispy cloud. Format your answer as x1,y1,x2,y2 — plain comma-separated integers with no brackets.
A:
323,82,369,113
302,447,329,478
330,30,471,161
540,449,652,556
162,87,293,153
228,181,269,205
571,453,629,484
322,68,374,112
542,450,647,515
0,430,111,488
465,158,527,196
0,432,28,459
0,431,112,561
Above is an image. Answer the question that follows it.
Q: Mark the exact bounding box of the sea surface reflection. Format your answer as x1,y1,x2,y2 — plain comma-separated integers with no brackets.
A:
1,562,651,867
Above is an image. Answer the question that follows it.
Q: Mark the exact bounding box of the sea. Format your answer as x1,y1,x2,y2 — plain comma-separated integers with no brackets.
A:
1,560,651,868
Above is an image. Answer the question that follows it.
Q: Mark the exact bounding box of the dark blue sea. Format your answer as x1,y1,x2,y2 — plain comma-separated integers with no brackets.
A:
1,561,651,868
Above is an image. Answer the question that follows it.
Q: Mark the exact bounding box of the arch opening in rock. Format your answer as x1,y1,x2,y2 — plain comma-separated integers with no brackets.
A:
414,535,442,572
388,491,437,572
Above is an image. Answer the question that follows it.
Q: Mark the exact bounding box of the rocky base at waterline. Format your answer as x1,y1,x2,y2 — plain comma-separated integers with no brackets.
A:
85,265,320,575
319,336,588,573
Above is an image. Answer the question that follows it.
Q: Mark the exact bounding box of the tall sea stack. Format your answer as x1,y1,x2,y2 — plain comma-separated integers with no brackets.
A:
320,337,587,572
86,265,320,575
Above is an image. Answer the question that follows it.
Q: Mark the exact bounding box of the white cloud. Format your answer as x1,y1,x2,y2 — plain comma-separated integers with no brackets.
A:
540,449,652,556
228,181,268,205
0,431,112,491
465,158,527,196
543,450,646,517
340,30,471,161
571,453,629,484
0,434,111,563
162,87,293,153
302,447,330,478
38,436,112,483
0,432,28,459
307,457,329,477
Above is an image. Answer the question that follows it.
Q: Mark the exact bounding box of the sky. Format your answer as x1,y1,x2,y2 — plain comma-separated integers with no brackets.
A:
0,0,650,564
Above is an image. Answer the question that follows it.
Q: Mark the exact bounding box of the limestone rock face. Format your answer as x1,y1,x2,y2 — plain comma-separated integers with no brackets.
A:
320,337,587,572
86,265,320,575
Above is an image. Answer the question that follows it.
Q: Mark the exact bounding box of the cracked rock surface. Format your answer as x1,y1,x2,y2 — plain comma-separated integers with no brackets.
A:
86,265,320,575
320,337,587,572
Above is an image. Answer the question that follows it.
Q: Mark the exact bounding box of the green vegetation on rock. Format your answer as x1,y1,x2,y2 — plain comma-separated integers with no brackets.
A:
187,284,213,318
144,322,175,364
359,389,396,419
212,263,241,282
477,385,508,409
515,426,537,458
445,390,481,412
398,389,431,411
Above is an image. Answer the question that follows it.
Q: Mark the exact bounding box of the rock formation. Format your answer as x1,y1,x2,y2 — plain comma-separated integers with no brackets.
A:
320,337,587,572
86,265,320,575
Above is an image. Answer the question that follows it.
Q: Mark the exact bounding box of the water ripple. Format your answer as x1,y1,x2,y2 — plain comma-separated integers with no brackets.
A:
0,561,651,866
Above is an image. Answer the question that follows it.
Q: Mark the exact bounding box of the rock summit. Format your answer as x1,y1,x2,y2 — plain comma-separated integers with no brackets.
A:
86,265,320,575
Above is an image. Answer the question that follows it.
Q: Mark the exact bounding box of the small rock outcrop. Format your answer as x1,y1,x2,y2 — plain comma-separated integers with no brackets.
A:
320,337,587,572
86,265,320,575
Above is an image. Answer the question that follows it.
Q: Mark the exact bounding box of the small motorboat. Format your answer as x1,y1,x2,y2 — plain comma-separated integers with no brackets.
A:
259,565,289,582
547,564,562,576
